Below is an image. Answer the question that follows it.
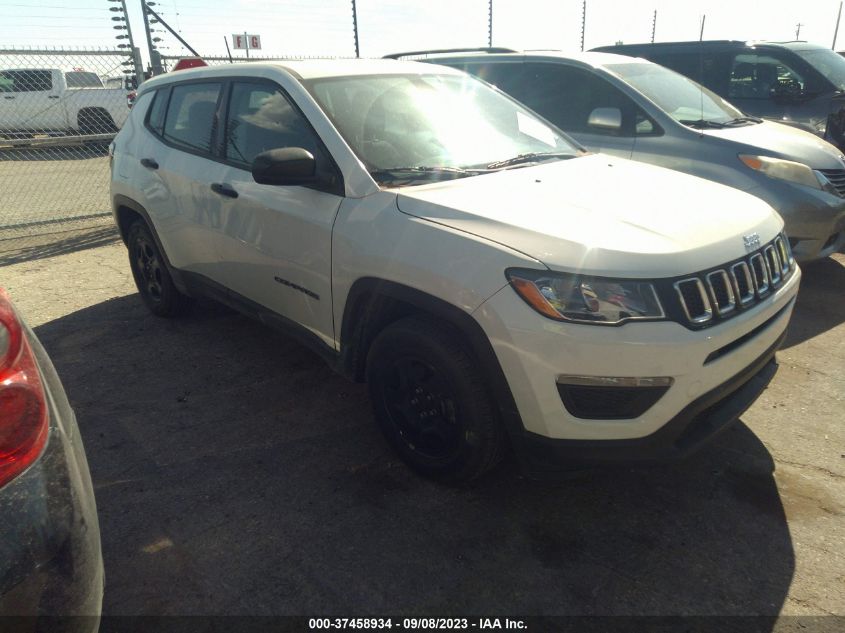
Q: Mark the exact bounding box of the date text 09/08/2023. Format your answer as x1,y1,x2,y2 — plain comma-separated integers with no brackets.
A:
308,618,528,630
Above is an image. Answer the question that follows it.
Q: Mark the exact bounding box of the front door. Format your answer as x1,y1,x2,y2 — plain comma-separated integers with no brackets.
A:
214,80,343,348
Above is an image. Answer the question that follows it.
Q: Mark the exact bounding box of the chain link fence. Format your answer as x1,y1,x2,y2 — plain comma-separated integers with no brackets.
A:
0,47,135,251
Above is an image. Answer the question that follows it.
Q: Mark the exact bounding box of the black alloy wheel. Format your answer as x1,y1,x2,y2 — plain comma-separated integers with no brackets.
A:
127,220,192,317
366,317,506,483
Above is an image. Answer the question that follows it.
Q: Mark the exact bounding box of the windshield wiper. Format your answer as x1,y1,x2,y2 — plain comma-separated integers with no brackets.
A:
486,152,576,170
723,116,763,126
369,165,486,184
679,118,729,129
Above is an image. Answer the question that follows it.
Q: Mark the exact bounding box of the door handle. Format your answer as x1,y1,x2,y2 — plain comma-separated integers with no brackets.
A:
211,183,239,198
140,158,159,169
3,96,14,100
47,95,60,99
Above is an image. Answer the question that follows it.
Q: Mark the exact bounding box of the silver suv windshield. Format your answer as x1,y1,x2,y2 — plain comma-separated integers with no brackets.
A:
305,73,579,184
606,62,744,126
793,48,845,92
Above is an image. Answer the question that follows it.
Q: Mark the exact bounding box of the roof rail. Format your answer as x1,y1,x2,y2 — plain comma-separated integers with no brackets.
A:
383,47,517,59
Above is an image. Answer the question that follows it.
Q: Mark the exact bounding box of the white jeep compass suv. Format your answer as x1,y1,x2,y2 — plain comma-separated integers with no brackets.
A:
110,60,800,482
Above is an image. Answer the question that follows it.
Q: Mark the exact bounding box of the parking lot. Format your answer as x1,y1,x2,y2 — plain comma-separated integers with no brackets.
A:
0,227,842,618
0,146,111,231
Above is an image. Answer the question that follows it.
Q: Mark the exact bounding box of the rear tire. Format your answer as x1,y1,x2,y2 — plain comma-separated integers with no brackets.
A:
366,317,506,483
127,220,192,317
77,109,117,135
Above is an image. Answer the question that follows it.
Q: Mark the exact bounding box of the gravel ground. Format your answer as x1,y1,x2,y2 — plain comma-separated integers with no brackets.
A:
1,228,843,620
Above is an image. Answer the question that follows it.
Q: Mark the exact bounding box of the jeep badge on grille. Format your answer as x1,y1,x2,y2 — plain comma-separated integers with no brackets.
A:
743,233,761,250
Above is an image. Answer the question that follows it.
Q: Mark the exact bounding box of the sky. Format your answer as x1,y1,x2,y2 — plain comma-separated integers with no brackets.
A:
2,0,845,66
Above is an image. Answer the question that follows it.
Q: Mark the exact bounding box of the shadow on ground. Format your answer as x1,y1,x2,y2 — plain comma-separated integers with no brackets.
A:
783,255,845,349
33,292,796,619
0,225,119,266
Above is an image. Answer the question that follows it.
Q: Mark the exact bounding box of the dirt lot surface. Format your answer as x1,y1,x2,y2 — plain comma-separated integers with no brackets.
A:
1,228,843,619
0,146,110,229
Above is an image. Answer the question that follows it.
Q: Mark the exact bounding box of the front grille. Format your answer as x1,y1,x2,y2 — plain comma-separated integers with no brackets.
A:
818,168,845,196
667,232,795,329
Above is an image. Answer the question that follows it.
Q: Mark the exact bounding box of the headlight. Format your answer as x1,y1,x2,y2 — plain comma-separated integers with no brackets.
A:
506,269,665,325
738,154,835,194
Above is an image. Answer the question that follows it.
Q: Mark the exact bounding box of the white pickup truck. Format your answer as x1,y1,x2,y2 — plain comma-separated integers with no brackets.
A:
0,68,130,138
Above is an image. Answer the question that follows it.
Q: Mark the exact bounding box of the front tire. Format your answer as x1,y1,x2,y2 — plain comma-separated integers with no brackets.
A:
127,220,192,317
366,317,506,483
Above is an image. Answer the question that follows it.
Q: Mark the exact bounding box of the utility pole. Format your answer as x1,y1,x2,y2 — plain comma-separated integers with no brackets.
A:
796,22,803,40
580,0,586,52
351,0,360,58
488,0,493,48
651,9,657,43
140,1,164,75
111,0,143,87
834,1,843,50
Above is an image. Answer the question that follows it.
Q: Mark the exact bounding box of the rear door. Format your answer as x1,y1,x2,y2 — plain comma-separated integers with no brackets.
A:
141,80,229,282
213,79,343,347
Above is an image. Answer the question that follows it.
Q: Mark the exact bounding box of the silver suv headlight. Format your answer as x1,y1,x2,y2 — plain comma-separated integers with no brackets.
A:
506,269,665,325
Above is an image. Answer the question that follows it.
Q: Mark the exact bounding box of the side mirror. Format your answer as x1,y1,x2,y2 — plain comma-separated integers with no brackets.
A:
587,107,622,132
252,147,316,186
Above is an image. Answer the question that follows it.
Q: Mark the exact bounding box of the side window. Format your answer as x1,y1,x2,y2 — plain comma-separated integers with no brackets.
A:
65,72,103,88
162,82,221,154
0,70,52,93
223,82,321,167
649,52,727,93
729,53,807,100
147,88,169,135
460,63,527,94
516,64,655,137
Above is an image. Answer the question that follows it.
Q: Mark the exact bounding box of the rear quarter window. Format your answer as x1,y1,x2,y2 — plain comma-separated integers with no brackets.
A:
65,71,103,88
161,82,222,154
146,88,170,135
645,51,731,94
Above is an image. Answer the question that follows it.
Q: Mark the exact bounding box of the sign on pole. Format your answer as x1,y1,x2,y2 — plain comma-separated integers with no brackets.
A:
232,33,261,58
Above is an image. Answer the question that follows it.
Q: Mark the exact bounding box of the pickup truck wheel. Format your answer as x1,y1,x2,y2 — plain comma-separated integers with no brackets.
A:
366,317,506,483
127,220,192,317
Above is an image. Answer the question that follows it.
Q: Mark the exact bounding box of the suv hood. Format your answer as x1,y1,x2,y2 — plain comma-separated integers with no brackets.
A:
700,120,845,169
395,154,782,278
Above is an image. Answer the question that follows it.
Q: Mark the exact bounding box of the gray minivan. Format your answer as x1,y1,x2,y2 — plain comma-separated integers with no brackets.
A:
593,41,845,151
396,49,845,262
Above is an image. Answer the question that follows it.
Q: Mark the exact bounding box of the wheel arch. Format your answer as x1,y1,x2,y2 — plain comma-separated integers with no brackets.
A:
77,106,116,125
112,195,187,292
338,278,526,439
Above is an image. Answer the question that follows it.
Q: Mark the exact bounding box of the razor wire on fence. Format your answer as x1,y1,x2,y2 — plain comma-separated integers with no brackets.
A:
0,47,134,237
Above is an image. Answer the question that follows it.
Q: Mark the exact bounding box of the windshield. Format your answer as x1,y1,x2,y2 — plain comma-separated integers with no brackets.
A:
305,73,578,183
606,62,744,124
793,48,845,91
